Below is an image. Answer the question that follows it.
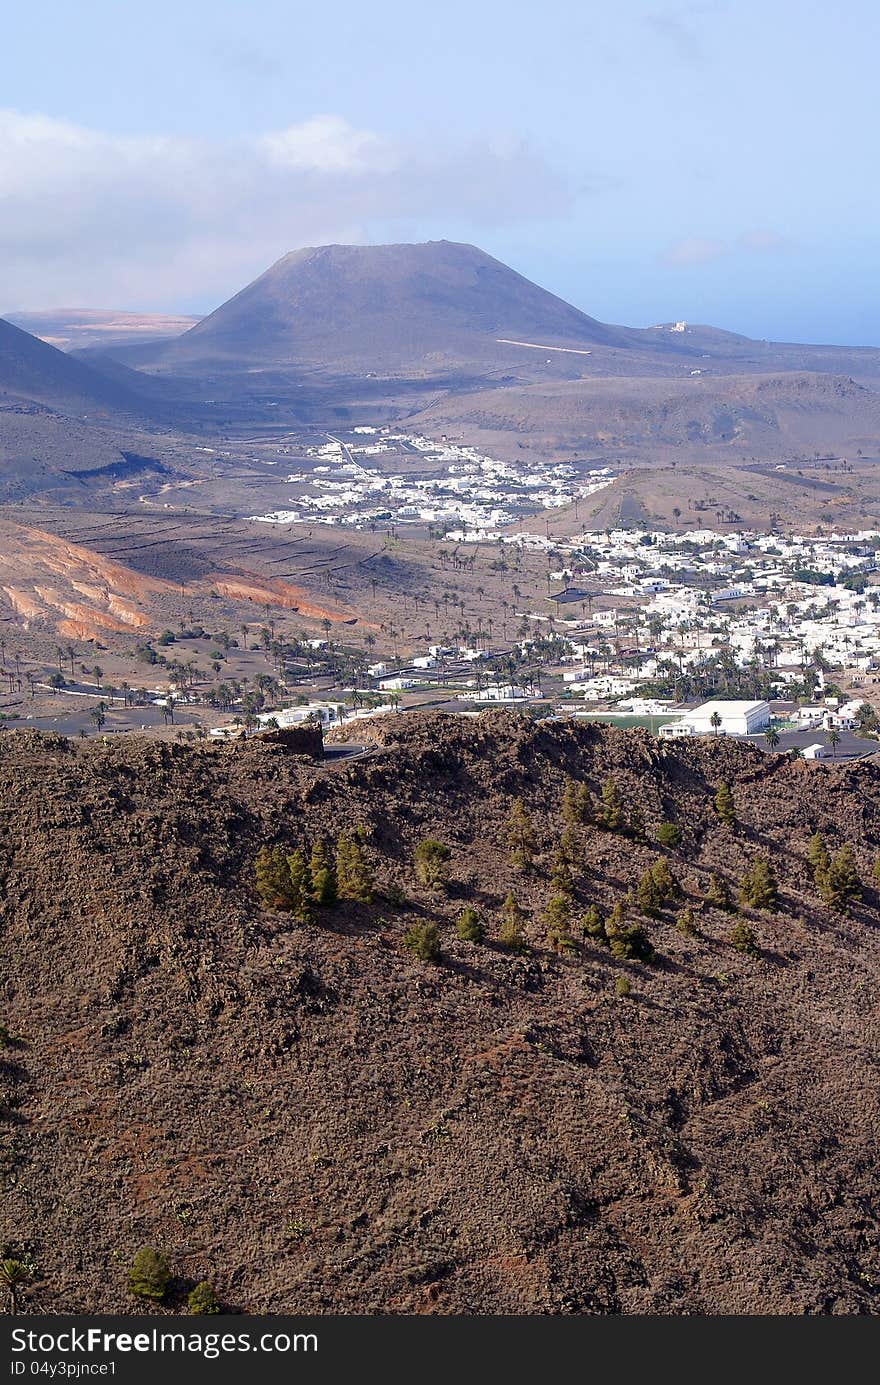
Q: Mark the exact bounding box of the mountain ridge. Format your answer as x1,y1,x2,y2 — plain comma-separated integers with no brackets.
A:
153,239,631,368
2,711,879,1314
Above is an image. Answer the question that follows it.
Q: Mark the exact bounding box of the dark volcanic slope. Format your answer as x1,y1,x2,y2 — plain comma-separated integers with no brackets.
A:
0,315,155,414
2,712,879,1315
117,240,630,375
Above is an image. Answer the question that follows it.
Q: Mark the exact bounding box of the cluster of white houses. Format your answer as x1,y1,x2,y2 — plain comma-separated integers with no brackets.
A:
249,429,612,530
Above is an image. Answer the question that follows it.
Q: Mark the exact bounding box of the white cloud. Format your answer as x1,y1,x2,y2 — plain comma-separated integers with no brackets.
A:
0,110,569,310
738,228,790,254
258,116,394,173
660,236,727,267
660,228,789,268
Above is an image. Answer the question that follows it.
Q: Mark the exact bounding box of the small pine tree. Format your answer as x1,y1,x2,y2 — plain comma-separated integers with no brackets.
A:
582,903,607,946
576,782,594,825
414,838,451,888
286,849,313,923
655,821,681,848
561,777,592,826
456,907,485,943
807,832,830,879
309,839,337,906
705,872,734,912
549,846,574,895
676,905,698,936
605,901,654,961
543,895,576,953
819,843,862,914
651,857,681,903
715,781,736,827
560,824,579,865
507,798,536,871
730,920,759,957
740,857,779,911
499,893,528,952
403,920,441,963
637,866,663,917
637,858,679,915
255,844,294,910
597,777,624,832
336,832,373,902
561,777,580,827
129,1247,170,1303
187,1280,219,1315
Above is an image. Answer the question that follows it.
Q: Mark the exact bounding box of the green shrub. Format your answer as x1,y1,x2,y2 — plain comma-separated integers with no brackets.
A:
605,902,654,962
615,975,631,998
739,858,779,911
549,847,574,895
336,833,373,902
403,920,441,963
818,843,861,914
655,821,681,848
187,1280,219,1315
561,777,592,826
507,798,536,870
543,895,576,953
807,832,830,879
582,904,607,946
255,845,295,911
455,907,484,943
309,840,337,906
705,872,733,911
1,1259,32,1313
730,921,759,957
414,839,451,889
715,781,736,827
286,849,313,923
676,905,698,936
637,858,680,916
560,825,579,865
499,894,528,952
597,777,624,832
129,1247,170,1303
637,866,662,917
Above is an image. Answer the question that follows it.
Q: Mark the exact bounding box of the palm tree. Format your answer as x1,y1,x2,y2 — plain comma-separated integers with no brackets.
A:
764,726,780,750
827,727,841,759
710,710,722,736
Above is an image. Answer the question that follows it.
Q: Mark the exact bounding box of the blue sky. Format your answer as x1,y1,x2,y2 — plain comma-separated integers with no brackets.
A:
1,0,877,344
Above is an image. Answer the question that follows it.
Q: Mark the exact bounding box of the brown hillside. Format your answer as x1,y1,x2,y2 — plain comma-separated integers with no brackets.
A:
2,712,879,1315
0,519,364,639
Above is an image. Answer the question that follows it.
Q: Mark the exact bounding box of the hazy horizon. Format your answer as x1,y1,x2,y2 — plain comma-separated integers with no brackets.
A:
2,0,878,347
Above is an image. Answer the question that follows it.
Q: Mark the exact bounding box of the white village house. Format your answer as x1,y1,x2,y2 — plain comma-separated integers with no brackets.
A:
659,699,771,739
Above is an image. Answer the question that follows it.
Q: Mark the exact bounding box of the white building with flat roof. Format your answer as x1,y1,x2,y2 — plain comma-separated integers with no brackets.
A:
659,699,771,739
